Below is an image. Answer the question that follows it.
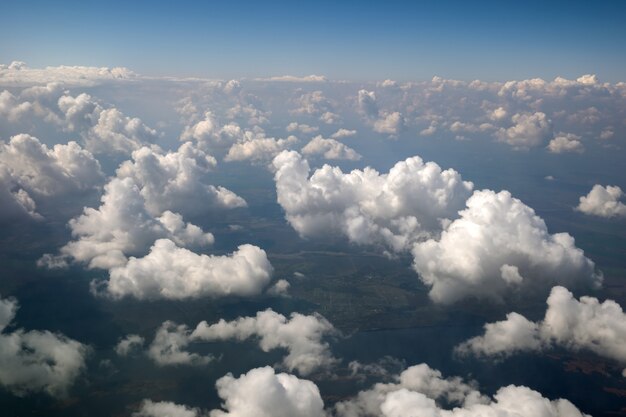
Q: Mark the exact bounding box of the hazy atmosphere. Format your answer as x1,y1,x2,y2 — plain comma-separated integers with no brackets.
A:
1,1,626,416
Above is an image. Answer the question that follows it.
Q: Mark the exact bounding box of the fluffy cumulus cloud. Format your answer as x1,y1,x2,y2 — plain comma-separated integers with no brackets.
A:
0,134,103,196
191,309,338,375
301,135,361,160
547,132,584,153
357,90,404,135
286,122,319,134
127,309,337,374
211,366,325,417
291,90,339,124
456,286,626,374
105,239,273,300
0,134,103,220
272,151,473,253
116,143,246,217
225,134,297,163
412,190,602,304
331,128,357,139
335,362,588,417
576,184,626,218
495,112,552,149
0,295,88,397
133,400,201,417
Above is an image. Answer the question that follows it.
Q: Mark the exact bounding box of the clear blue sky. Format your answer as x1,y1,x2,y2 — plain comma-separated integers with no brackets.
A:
1,0,625,81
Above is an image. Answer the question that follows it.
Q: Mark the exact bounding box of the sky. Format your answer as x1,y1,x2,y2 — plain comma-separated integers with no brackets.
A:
1,0,626,81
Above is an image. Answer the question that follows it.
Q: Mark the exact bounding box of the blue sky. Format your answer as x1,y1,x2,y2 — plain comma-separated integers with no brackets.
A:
1,0,625,81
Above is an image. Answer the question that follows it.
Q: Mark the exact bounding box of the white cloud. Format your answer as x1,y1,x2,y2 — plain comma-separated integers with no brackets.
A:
0,134,103,196
225,134,297,163
272,151,473,253
147,321,213,366
286,122,319,134
456,286,626,375
105,239,273,300
331,128,357,139
0,295,88,397
412,190,602,304
191,309,338,375
336,362,588,417
257,75,327,82
116,143,245,217
211,366,325,417
547,132,584,153
0,62,136,87
301,136,361,160
496,112,552,149
576,184,626,218
133,400,200,417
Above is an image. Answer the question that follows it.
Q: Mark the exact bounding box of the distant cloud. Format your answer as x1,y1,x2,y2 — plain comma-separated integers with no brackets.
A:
576,184,626,218
456,286,626,376
0,61,136,87
301,135,361,160
547,132,584,153
256,75,327,82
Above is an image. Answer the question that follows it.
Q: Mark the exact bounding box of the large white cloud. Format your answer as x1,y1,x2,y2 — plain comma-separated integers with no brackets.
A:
576,184,626,218
116,143,246,217
191,309,338,375
456,286,626,375
105,239,273,300
0,133,103,196
335,362,588,417
272,151,473,253
412,190,602,304
0,295,88,397
211,366,325,417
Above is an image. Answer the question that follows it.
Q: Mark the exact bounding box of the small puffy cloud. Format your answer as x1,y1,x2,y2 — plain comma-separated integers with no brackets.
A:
496,112,552,149
272,151,473,253
147,321,213,366
225,134,297,163
0,295,88,397
114,334,145,356
357,90,379,118
301,136,361,160
456,286,626,375
373,112,404,135
331,128,357,139
335,362,588,417
191,309,338,375
105,239,273,300
267,279,290,297
291,90,335,118
210,366,325,417
576,184,626,218
412,190,602,304
133,400,200,417
286,122,318,134
547,132,584,153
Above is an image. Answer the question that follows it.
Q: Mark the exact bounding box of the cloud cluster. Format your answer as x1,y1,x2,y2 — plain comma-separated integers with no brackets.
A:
272,151,472,253
0,61,136,87
576,184,626,218
335,362,588,417
0,134,103,220
456,286,626,374
412,190,601,304
0,295,88,397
